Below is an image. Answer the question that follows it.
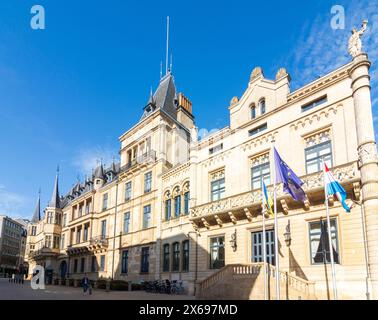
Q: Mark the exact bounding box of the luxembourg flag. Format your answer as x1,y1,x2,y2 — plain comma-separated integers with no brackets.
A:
324,163,351,213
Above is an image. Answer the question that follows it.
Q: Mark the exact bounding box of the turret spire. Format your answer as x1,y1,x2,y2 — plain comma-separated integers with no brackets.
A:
48,168,60,208
31,190,41,223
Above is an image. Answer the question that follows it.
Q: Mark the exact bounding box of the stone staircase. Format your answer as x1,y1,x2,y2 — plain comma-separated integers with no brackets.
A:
197,263,316,300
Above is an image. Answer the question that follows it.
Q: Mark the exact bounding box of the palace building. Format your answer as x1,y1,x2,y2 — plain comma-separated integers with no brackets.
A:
25,26,378,299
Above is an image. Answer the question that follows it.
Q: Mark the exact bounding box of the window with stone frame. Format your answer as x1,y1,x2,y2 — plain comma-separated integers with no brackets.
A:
309,218,339,264
125,181,132,201
182,240,190,271
164,191,172,221
209,236,225,269
210,169,225,201
141,247,150,273
163,243,170,272
172,242,180,271
251,153,270,190
121,250,129,274
304,130,332,174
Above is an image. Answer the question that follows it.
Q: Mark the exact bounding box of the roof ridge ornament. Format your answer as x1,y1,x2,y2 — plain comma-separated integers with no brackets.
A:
250,66,264,81
348,20,368,58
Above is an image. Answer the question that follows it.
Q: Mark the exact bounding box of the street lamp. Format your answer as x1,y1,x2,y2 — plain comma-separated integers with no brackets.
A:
284,220,291,247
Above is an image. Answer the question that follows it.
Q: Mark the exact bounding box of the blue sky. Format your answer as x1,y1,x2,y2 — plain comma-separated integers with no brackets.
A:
0,0,377,219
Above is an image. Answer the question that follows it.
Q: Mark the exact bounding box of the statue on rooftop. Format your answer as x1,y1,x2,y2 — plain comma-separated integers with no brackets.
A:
348,20,368,58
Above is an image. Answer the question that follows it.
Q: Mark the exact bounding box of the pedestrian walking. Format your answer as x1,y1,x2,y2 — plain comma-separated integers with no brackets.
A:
81,273,90,295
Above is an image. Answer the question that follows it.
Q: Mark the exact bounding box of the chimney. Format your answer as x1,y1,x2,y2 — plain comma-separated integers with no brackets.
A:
178,93,192,114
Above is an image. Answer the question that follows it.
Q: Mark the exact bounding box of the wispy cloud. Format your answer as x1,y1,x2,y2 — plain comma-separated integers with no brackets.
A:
0,184,29,218
72,145,119,176
286,1,378,92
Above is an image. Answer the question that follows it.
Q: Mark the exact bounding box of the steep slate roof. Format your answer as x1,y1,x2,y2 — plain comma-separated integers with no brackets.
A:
48,174,60,208
93,164,106,180
31,194,41,223
141,72,177,120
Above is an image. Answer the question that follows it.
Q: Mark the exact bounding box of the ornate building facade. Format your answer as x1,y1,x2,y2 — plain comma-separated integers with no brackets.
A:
25,26,378,299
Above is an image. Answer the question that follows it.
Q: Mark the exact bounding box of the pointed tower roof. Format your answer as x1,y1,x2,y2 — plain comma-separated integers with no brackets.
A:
48,172,61,208
31,193,41,223
94,164,105,180
141,72,177,120
147,87,155,105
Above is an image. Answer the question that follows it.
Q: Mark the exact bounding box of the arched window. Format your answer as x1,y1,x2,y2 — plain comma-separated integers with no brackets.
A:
259,99,266,114
165,198,171,221
250,104,256,119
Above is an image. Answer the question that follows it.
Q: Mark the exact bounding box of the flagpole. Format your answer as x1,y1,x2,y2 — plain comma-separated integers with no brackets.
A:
262,204,268,300
323,159,338,300
272,140,280,300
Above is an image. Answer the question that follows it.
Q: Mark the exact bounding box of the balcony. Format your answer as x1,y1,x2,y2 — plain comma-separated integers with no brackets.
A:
120,150,156,176
190,161,360,229
88,236,108,252
28,247,59,260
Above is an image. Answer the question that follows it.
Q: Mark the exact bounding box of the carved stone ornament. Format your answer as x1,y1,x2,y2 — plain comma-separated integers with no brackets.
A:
305,130,331,147
250,67,263,81
358,142,378,165
230,96,239,105
348,20,368,58
210,169,225,181
275,68,288,80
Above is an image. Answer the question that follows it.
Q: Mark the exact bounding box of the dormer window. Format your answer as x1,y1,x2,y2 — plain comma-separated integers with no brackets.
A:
250,104,256,119
107,172,113,182
259,99,266,115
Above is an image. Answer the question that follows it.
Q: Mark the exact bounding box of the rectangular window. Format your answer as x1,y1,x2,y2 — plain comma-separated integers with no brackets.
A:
172,242,180,272
60,234,65,249
45,235,52,248
125,181,132,201
53,236,60,249
211,178,225,201
47,212,53,224
100,255,105,271
80,257,85,273
174,195,181,217
121,250,129,274
210,236,225,269
251,230,275,265
163,244,170,272
102,193,108,211
251,161,270,190
101,220,107,239
209,143,223,155
83,224,89,242
74,259,78,273
248,123,267,137
78,204,83,217
165,199,171,221
301,95,327,112
305,140,332,174
123,212,130,234
85,200,91,214
182,240,190,271
144,172,152,193
184,192,190,215
76,227,81,244
143,205,151,229
309,218,339,264
91,256,96,272
63,214,67,227
141,247,149,273
31,226,37,236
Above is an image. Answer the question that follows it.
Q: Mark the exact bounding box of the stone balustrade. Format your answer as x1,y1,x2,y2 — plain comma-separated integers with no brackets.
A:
190,161,359,220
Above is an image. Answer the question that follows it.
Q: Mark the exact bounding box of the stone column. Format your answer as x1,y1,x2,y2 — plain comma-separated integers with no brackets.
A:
349,53,378,299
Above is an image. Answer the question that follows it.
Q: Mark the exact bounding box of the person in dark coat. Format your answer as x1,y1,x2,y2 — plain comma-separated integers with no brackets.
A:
81,274,90,295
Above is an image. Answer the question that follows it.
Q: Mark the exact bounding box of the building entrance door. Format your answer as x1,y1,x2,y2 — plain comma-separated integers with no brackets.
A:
251,230,275,265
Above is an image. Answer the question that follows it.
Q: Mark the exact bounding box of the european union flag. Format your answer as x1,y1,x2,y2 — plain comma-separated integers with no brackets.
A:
273,147,306,202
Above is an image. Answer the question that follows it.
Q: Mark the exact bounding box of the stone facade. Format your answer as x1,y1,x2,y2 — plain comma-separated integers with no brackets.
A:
25,33,378,299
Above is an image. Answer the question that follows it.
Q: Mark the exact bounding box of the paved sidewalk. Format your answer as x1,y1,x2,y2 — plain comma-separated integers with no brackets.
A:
0,278,195,300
